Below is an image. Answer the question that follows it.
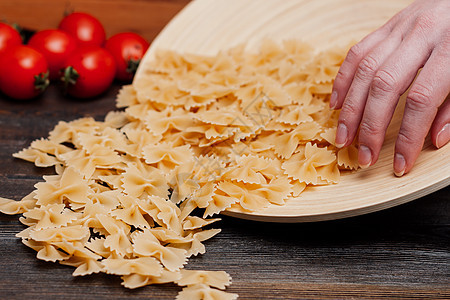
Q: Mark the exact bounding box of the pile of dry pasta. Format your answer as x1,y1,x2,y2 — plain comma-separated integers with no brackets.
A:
0,39,358,299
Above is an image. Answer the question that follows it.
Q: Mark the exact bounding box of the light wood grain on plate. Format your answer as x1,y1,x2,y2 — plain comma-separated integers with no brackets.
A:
135,0,449,222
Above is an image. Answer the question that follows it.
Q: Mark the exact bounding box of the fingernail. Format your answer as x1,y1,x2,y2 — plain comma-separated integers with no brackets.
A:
394,153,406,177
335,123,348,148
436,123,450,148
330,90,338,109
358,145,372,168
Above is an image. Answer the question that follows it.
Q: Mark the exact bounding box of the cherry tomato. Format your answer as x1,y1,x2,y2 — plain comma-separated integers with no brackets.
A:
0,45,49,100
105,32,150,82
61,46,115,98
0,22,22,54
28,29,78,80
58,12,106,47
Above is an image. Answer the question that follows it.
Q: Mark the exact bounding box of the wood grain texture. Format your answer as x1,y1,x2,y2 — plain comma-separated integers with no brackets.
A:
0,1,449,299
1,175,449,299
136,0,450,222
0,0,190,42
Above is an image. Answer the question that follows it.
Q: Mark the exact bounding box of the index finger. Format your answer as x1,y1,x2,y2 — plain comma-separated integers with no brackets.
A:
330,10,405,110
330,28,390,110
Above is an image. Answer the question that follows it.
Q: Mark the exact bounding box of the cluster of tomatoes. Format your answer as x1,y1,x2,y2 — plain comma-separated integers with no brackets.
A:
0,12,149,100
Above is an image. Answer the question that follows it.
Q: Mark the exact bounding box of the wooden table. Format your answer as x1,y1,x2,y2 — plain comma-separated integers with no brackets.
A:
1,1,449,299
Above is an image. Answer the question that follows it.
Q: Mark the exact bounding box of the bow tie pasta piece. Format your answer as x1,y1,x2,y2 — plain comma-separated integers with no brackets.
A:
102,257,163,277
96,214,133,257
47,118,106,147
121,269,182,289
121,164,169,200
13,147,61,168
142,143,194,172
29,225,90,244
34,167,89,207
177,181,216,221
85,237,111,258
59,149,123,180
338,144,360,170
23,203,78,230
22,239,71,262
0,195,36,215
60,256,104,277
144,49,189,74
275,104,314,125
13,137,74,168
282,142,338,185
182,216,221,231
110,194,153,229
176,270,231,290
144,227,193,245
116,84,139,108
169,161,201,205
104,111,129,129
132,230,188,272
271,122,322,159
144,107,196,137
176,284,238,300
169,229,221,258
137,195,183,235
221,154,282,185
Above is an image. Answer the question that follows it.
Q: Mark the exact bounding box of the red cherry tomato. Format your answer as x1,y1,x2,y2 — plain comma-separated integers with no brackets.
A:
105,32,150,82
58,12,106,47
61,46,115,98
0,22,22,54
28,29,78,80
0,45,49,100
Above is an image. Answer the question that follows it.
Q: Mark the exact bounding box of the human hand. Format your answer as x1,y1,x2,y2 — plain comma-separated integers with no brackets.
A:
330,0,450,176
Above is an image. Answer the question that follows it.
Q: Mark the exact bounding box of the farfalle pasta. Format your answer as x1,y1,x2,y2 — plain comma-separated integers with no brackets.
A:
0,39,359,299
177,284,238,300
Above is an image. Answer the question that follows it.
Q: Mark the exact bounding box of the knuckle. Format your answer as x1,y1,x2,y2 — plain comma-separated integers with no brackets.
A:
354,55,379,82
397,130,419,148
340,98,360,116
414,13,436,33
359,119,385,137
437,34,450,56
346,44,364,63
358,55,379,75
406,83,435,112
371,69,398,95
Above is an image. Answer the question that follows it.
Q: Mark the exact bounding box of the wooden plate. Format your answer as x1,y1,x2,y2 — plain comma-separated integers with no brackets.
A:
135,0,450,222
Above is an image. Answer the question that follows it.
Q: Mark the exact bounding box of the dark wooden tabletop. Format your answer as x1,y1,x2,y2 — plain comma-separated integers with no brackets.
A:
1,1,449,299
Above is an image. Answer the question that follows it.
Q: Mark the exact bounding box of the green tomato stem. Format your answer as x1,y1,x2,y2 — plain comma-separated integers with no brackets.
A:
61,66,79,94
34,71,50,93
126,58,141,75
